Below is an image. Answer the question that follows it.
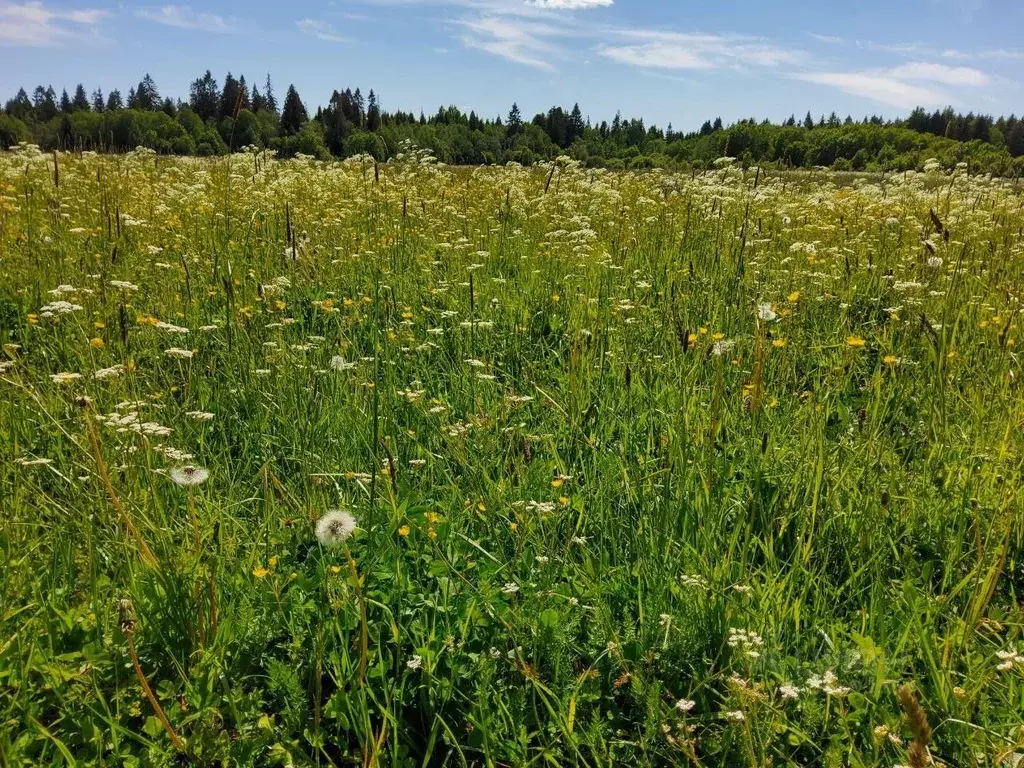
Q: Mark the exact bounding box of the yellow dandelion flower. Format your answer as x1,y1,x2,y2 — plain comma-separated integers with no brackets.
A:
551,478,563,489
882,355,899,366
252,566,269,579
772,338,787,348
788,291,801,303
846,336,866,348
398,524,411,537
89,337,105,349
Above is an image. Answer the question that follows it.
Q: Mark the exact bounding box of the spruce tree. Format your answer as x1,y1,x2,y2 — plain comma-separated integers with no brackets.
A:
72,84,90,111
507,102,522,135
279,85,308,136
264,74,277,114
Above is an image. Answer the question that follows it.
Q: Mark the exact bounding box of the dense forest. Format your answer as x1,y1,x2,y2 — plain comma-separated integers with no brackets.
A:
3,71,1024,174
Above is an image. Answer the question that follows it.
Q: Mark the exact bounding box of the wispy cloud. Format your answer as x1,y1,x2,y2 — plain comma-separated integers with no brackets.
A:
978,48,1024,60
297,18,346,43
0,1,107,46
598,31,804,71
794,71,949,109
795,59,993,108
528,0,612,8
806,33,1020,63
808,32,845,45
887,61,989,87
457,14,566,71
136,5,234,33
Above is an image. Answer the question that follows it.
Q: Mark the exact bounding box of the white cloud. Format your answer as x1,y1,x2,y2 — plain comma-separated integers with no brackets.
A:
598,42,713,70
0,1,106,46
598,31,803,71
528,0,611,8
297,18,346,43
795,72,952,108
457,14,564,71
795,58,994,108
809,32,846,45
888,61,989,87
978,48,1024,60
136,5,234,33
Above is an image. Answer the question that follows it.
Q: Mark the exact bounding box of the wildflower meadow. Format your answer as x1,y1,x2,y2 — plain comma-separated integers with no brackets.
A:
1,145,1022,766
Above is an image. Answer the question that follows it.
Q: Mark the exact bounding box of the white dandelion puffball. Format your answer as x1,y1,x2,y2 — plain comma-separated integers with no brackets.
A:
315,510,358,546
170,465,210,487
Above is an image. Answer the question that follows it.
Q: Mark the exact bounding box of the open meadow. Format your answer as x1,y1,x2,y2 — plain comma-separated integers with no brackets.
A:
1,145,1023,766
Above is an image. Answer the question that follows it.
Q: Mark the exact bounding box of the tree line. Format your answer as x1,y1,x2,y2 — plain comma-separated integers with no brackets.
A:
3,71,1024,175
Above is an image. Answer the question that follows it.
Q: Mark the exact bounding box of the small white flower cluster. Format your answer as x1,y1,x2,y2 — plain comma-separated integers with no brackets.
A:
674,698,695,712
164,348,194,359
778,683,800,700
95,410,173,437
94,364,125,380
39,300,83,317
48,284,92,297
155,321,189,334
153,445,194,462
806,669,850,697
512,500,558,515
996,647,1024,672
330,356,357,371
680,574,709,590
727,628,764,660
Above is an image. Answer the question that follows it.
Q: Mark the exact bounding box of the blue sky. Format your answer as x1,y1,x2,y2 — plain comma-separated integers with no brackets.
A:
2,0,1022,130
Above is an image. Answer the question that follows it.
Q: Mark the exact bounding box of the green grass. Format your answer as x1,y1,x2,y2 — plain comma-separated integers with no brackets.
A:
1,145,1022,767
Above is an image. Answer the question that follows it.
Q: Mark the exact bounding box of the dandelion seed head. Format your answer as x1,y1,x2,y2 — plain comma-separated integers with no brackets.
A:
315,509,357,545
170,465,209,487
